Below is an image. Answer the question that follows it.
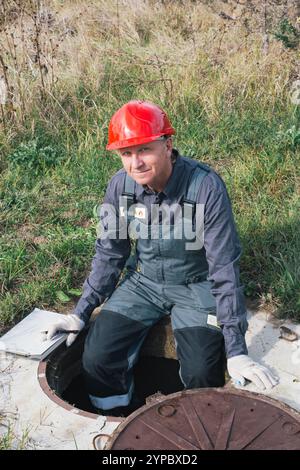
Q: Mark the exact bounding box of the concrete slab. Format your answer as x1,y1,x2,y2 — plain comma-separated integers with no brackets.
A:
238,309,300,412
0,354,121,450
0,308,299,449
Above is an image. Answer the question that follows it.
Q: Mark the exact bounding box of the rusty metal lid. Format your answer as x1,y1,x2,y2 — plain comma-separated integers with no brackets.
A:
98,388,300,450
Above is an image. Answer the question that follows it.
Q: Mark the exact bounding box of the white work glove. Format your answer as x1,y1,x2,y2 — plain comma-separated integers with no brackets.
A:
227,354,279,390
43,314,85,347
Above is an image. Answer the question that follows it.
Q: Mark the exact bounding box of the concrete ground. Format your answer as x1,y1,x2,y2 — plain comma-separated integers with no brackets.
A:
0,307,299,450
238,307,300,411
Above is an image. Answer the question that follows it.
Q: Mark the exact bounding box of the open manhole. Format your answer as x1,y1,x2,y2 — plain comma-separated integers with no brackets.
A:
38,323,184,418
97,388,300,450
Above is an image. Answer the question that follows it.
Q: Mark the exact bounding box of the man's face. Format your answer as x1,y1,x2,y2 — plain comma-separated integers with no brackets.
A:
117,138,173,191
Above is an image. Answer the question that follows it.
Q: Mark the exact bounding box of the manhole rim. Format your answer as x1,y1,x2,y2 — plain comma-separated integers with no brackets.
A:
37,360,122,422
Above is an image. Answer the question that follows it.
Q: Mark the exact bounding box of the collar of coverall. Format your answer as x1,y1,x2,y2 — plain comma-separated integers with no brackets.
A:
135,149,183,199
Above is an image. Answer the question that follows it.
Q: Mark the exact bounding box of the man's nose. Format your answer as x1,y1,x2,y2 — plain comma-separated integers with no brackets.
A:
131,154,143,169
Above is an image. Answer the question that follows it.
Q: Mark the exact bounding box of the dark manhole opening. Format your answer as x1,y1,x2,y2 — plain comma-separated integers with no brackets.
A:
45,327,184,417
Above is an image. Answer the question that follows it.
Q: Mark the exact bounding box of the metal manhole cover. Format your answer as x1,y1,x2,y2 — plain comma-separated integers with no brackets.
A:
100,388,300,450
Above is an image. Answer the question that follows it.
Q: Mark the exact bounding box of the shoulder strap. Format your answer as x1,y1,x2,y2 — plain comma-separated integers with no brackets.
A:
120,173,136,213
124,173,136,196
183,163,210,219
185,165,209,203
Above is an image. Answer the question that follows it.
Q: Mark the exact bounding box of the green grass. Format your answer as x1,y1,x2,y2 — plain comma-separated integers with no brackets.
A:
0,417,31,450
0,0,299,332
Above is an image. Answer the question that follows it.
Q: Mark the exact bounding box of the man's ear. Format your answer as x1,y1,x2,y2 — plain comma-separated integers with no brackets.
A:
166,137,173,157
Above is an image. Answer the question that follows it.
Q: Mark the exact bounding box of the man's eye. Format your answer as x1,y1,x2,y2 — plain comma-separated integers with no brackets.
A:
140,147,149,152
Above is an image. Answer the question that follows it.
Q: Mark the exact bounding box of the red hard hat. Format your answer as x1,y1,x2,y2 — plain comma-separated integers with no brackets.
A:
106,100,175,150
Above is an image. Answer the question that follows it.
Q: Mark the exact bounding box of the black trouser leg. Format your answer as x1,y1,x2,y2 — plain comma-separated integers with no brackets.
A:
174,326,226,388
82,309,150,410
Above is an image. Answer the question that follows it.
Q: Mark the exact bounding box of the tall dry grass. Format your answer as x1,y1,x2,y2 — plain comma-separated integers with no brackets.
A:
0,0,299,327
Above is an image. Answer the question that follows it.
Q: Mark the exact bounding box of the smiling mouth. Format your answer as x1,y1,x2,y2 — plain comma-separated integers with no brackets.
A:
133,170,150,174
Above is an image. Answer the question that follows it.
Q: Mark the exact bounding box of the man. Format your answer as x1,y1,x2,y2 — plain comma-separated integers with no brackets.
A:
46,100,279,415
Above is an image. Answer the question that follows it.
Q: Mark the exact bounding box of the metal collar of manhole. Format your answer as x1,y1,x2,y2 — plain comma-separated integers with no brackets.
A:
94,388,300,450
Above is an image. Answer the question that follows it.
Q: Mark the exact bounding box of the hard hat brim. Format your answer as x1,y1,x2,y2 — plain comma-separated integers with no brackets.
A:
106,131,175,151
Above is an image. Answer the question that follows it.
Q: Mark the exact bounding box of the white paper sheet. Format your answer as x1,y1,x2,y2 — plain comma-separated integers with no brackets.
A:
0,308,67,359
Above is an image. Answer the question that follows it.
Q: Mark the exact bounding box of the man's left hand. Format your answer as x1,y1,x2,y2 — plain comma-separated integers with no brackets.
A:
227,354,279,390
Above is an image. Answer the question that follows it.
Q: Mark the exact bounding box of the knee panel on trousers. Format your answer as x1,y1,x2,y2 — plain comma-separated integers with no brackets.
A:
82,309,150,398
174,326,226,389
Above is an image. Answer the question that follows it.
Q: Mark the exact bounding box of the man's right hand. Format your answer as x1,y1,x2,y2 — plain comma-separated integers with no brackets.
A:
43,314,85,347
